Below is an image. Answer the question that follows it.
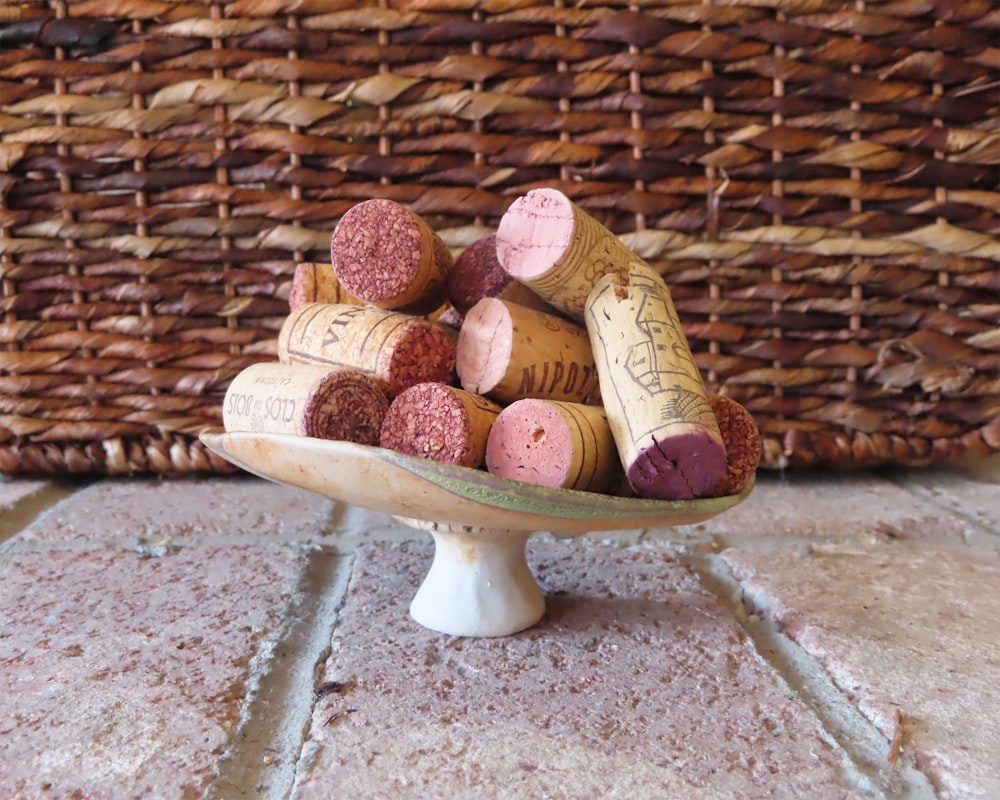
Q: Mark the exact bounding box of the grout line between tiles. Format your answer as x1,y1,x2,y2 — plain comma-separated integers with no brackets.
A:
0,481,85,547
687,551,940,800
202,547,355,800
887,475,1000,541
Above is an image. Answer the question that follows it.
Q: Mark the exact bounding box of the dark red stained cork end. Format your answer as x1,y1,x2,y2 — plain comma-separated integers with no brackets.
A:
626,429,728,501
330,199,423,303
379,383,474,466
446,233,511,315
303,370,388,445
381,321,457,398
704,394,762,497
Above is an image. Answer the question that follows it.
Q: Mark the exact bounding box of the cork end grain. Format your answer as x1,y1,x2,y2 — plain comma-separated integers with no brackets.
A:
704,394,762,497
330,199,424,304
304,370,388,445
495,188,574,281
383,321,457,398
447,233,509,315
380,383,494,468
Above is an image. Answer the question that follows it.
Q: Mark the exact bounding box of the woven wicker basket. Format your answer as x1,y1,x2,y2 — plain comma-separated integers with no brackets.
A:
1,0,997,475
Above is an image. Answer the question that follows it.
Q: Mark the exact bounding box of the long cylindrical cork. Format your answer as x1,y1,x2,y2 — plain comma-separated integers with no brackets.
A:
703,394,761,497
446,233,551,315
289,262,361,311
485,399,619,493
456,298,600,406
584,260,727,500
278,302,456,398
379,383,502,468
330,198,452,314
495,188,634,320
222,362,388,444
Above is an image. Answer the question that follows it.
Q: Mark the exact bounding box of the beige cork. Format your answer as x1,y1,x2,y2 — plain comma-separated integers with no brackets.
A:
222,362,388,444
289,262,361,311
380,383,502,469
330,199,452,314
456,298,600,406
278,302,455,398
495,188,633,320
486,399,619,493
584,260,727,500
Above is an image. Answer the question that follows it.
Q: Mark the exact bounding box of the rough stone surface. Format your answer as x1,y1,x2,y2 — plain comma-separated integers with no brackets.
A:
724,544,1000,800
0,545,305,800
292,541,870,800
687,472,967,543
898,467,1000,532
16,477,335,545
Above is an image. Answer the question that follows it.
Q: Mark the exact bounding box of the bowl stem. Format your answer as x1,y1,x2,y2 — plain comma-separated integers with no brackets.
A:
404,523,545,637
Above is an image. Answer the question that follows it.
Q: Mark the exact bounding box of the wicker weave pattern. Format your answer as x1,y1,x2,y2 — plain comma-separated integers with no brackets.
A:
1,0,997,474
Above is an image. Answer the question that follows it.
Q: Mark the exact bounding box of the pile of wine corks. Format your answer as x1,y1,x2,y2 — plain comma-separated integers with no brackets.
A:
223,190,761,500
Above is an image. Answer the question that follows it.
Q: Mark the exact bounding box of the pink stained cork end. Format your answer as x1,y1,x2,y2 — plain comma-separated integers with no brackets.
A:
330,199,426,305
381,322,457,398
304,370,388,444
495,188,575,281
288,268,309,311
485,400,574,489
379,383,485,468
455,297,512,396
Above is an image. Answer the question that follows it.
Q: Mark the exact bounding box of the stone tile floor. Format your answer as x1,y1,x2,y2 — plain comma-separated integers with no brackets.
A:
0,458,997,800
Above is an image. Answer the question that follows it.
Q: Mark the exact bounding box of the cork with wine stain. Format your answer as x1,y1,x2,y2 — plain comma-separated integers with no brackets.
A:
330,199,452,314
495,188,634,320
485,399,620,493
289,262,362,311
584,260,727,500
223,362,387,444
456,298,600,406
703,394,761,497
379,383,502,469
447,233,551,316
278,302,455,398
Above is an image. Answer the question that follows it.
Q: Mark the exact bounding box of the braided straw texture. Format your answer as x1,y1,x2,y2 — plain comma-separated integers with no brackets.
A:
1,0,997,475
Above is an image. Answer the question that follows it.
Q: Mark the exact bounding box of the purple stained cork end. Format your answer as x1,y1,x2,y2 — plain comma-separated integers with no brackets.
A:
330,199,424,304
447,233,510,314
380,383,481,468
626,429,728,501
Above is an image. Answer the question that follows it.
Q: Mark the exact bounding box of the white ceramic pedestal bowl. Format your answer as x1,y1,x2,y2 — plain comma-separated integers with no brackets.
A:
200,430,753,638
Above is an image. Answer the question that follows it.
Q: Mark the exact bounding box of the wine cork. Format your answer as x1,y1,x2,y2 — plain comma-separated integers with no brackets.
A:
222,362,388,444
379,382,502,468
485,399,619,493
289,262,361,311
703,394,761,497
446,233,551,315
495,188,633,320
431,303,465,334
330,198,452,313
584,261,727,500
456,298,600,406
278,302,456,398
